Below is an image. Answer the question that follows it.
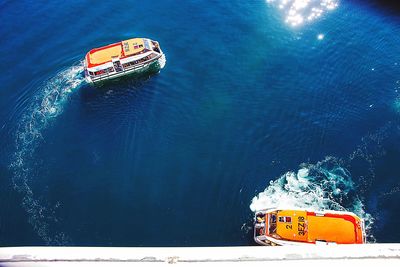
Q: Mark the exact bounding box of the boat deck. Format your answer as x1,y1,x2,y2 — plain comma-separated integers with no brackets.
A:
255,209,364,245
86,38,146,68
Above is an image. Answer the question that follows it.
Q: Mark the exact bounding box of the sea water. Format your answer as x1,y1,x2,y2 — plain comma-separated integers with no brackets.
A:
0,0,399,246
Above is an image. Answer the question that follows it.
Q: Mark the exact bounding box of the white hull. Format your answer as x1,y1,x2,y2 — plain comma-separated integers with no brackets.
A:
86,53,165,84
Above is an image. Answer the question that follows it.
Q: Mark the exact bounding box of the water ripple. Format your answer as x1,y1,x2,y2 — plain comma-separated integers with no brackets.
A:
9,62,84,245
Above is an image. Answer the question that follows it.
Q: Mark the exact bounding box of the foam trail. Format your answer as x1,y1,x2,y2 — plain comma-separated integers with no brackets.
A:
250,157,374,241
395,80,400,113
10,62,85,245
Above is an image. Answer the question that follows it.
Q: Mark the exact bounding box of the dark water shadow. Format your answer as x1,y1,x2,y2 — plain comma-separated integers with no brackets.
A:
351,0,400,15
79,67,161,101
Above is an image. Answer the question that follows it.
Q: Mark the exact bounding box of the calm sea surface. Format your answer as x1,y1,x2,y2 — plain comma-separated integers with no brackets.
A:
0,0,400,246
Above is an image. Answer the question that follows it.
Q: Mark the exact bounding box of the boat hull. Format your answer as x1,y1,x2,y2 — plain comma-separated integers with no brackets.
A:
254,208,366,246
85,54,165,84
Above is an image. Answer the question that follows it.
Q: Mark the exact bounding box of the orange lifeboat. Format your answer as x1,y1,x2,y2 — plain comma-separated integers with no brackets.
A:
84,37,166,84
254,208,366,246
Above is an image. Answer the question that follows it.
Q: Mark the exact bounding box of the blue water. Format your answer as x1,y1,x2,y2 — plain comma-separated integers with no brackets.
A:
0,0,400,246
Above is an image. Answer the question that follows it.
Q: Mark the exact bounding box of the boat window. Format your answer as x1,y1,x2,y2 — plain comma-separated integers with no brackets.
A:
270,213,277,223
94,69,107,76
123,61,137,68
269,213,277,234
148,53,157,59
278,216,292,223
133,44,144,50
123,54,155,69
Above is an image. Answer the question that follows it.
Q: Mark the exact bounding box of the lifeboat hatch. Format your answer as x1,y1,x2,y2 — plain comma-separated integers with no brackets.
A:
112,57,123,72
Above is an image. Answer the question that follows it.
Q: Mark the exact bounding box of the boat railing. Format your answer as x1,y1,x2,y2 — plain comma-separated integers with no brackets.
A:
91,54,162,82
361,220,367,244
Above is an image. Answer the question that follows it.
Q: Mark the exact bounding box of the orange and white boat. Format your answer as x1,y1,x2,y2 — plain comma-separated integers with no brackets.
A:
254,208,366,246
84,37,166,84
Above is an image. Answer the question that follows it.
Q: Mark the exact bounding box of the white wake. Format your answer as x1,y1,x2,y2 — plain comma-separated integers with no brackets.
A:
250,157,374,241
10,62,85,245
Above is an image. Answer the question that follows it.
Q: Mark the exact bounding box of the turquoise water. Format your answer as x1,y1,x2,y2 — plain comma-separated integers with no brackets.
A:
0,0,400,246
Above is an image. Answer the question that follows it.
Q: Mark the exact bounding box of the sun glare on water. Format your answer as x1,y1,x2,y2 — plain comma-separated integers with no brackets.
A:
266,0,339,26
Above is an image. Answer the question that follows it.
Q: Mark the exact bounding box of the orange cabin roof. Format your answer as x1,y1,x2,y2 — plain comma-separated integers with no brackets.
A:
274,210,364,244
86,38,146,68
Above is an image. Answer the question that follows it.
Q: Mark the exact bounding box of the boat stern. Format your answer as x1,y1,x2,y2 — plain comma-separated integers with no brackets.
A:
84,53,93,84
254,210,273,245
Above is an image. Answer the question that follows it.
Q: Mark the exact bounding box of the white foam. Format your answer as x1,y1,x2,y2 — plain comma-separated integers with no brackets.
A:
250,157,374,241
394,81,400,113
395,98,400,113
10,62,84,245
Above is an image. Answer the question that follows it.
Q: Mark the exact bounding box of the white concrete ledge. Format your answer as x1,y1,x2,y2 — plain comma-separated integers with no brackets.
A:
0,244,399,266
